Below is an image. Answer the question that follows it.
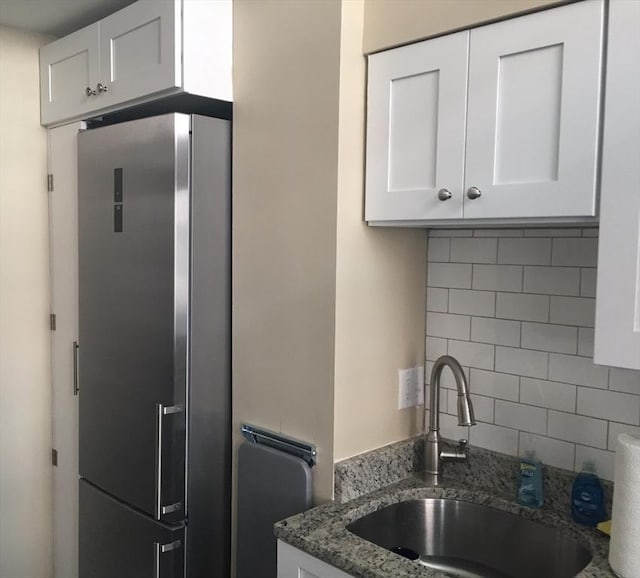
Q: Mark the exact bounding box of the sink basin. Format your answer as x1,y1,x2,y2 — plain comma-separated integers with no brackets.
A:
346,499,592,578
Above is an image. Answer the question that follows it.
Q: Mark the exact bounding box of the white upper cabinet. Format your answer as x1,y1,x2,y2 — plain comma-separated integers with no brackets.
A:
39,24,100,124
96,0,180,110
464,0,603,219
594,0,640,371
365,0,605,224
40,0,232,126
365,32,469,221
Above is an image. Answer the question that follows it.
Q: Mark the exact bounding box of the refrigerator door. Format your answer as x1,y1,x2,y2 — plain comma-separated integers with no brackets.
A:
78,114,190,522
80,479,185,578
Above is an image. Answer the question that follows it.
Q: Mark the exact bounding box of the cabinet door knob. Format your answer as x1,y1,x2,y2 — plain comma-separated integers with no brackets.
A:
85,87,96,96
437,188,452,201
466,186,482,200
96,83,108,94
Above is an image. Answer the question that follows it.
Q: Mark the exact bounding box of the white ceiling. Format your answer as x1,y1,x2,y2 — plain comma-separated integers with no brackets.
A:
0,0,137,37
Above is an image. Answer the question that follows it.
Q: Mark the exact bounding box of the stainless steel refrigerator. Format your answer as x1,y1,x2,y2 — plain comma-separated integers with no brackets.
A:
77,113,231,578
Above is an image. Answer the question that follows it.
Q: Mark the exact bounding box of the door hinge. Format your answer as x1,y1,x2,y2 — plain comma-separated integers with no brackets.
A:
50,314,57,331
47,174,54,192
52,448,58,466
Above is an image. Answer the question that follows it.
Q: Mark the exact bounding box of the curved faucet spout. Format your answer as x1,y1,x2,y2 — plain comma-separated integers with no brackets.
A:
423,355,476,481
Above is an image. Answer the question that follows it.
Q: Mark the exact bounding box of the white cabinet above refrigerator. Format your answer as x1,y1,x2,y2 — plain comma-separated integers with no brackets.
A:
39,0,232,127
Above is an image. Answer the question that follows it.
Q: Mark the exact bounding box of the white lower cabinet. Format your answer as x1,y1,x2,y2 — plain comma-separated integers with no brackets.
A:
365,0,604,224
593,0,640,370
277,541,355,578
40,0,232,126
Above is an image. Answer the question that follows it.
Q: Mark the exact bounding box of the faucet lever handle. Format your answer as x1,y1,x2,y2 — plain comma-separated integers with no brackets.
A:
457,439,468,452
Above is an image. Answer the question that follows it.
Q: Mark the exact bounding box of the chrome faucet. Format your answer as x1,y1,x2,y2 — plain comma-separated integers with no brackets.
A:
423,355,476,483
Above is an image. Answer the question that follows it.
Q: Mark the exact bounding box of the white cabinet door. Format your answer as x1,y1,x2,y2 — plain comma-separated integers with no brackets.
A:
365,32,469,222
98,0,180,108
594,0,640,371
40,25,99,126
464,0,604,219
277,541,355,578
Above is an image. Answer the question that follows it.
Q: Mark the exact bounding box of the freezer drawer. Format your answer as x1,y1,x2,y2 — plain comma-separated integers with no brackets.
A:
80,479,185,578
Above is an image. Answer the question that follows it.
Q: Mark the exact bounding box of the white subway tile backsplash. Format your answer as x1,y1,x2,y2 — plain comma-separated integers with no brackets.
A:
609,368,640,394
495,346,548,379
450,238,497,264
550,296,595,327
495,400,547,435
577,328,595,358
608,422,640,451
548,411,607,449
574,445,615,481
429,229,473,237
518,433,575,470
521,322,577,355
472,265,523,292
523,266,580,296
474,229,524,237
524,228,582,237
426,288,449,312
577,388,640,425
426,312,470,340
428,262,472,289
425,337,448,362
496,293,549,322
449,289,495,317
469,369,520,401
469,422,519,455
448,340,495,371
428,238,450,262
498,238,551,266
580,268,597,298
552,238,598,267
520,378,576,413
548,354,608,389
471,317,521,347
425,228,639,475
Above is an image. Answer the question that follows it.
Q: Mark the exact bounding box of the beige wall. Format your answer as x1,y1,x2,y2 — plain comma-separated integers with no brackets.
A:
363,0,568,53
232,0,342,504
0,25,53,578
333,0,426,461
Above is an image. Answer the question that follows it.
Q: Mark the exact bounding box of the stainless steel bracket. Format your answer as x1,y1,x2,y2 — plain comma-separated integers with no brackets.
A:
241,423,316,467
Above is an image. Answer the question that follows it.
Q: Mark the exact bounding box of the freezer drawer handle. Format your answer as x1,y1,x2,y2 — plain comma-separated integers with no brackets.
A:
155,403,185,520
153,540,182,578
162,502,182,515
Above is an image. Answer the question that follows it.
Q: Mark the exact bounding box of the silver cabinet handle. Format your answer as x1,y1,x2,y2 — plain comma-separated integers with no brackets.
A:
96,83,108,94
73,341,79,396
437,188,452,201
85,87,96,96
466,186,482,200
155,403,184,520
154,540,182,578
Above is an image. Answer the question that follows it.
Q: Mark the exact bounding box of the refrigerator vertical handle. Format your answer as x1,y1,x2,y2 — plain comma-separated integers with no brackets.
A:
155,403,184,520
73,341,80,396
153,540,182,578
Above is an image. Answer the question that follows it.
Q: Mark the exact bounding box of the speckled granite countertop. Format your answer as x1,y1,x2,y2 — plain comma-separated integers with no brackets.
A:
275,438,614,578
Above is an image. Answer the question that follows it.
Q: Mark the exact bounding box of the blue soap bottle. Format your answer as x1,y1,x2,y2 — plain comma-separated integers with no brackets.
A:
517,452,544,508
571,461,607,526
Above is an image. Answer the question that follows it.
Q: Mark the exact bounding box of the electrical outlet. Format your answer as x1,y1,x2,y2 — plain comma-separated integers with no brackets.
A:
398,366,425,409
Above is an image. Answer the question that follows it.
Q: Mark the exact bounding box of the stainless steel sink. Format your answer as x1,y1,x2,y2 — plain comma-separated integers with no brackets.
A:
346,499,592,578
